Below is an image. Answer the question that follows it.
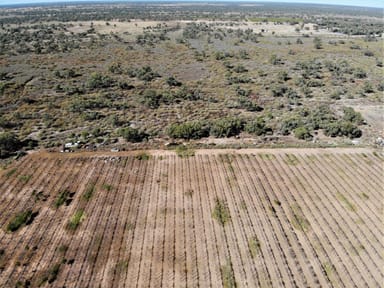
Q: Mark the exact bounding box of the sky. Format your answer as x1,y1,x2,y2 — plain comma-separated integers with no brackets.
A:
0,0,382,8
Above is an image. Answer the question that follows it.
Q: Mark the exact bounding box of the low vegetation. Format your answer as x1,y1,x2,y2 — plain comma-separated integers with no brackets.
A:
212,198,231,226
7,210,35,232
135,152,150,160
37,263,61,286
66,210,84,231
248,236,261,258
337,193,357,212
221,260,237,288
175,145,195,158
83,183,96,201
55,190,71,208
290,204,311,232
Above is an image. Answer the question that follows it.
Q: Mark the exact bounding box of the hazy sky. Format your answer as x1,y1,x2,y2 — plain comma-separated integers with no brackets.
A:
0,0,382,8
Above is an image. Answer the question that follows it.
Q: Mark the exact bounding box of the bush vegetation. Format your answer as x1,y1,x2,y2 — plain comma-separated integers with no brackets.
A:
221,260,237,288
167,121,209,140
244,117,271,136
67,210,84,231
210,118,244,138
119,127,148,142
175,145,195,158
55,190,71,208
83,183,96,201
7,210,35,232
0,132,21,158
212,198,231,226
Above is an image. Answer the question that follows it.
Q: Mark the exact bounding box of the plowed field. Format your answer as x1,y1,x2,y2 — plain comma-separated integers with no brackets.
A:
0,149,382,287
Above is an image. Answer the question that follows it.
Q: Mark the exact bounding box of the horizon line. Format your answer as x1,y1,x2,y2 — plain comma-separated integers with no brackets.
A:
0,0,382,9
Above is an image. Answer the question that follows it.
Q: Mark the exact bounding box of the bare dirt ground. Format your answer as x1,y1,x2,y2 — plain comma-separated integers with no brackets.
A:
0,148,382,287
65,20,342,38
354,105,383,135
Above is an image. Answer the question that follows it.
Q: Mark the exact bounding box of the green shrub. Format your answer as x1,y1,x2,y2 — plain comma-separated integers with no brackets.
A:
270,84,287,97
235,86,251,97
141,89,161,109
248,236,261,258
19,175,31,183
175,145,195,158
67,210,84,231
212,198,231,226
5,168,17,178
279,116,303,135
135,152,150,160
324,122,362,138
293,126,313,140
128,66,160,82
166,76,182,87
353,68,367,79
363,50,374,57
7,210,33,232
83,184,95,201
221,260,237,288
38,263,61,285
313,37,322,49
233,65,248,73
342,107,364,125
0,132,21,157
55,190,70,208
102,184,113,191
277,70,289,82
362,82,374,93
237,97,263,112
69,97,112,112
337,193,356,212
87,72,114,89
167,121,209,140
119,127,147,142
270,54,283,65
244,117,271,136
210,118,244,138
290,204,310,232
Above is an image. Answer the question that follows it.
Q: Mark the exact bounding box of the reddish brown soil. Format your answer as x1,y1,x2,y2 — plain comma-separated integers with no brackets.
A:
0,149,382,287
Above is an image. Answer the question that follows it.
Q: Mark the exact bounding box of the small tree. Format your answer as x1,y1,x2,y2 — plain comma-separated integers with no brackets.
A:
245,117,271,136
0,132,21,157
342,107,364,125
294,126,313,140
167,121,209,140
210,118,244,138
119,127,147,142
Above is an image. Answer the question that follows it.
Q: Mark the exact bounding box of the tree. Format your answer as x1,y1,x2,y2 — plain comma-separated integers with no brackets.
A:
294,126,313,140
324,122,362,139
0,132,21,157
210,118,244,138
118,127,147,142
342,107,364,125
167,121,209,140
245,117,271,136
